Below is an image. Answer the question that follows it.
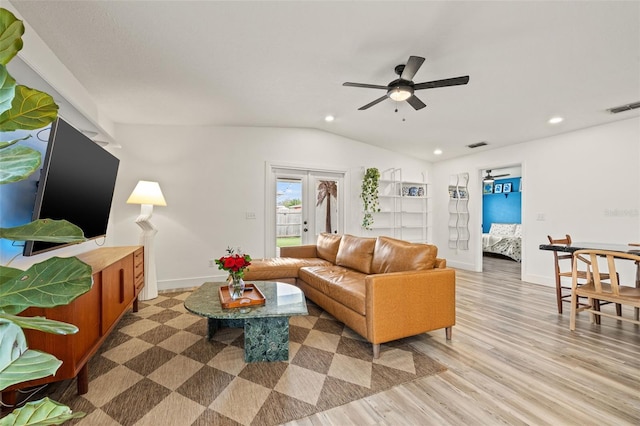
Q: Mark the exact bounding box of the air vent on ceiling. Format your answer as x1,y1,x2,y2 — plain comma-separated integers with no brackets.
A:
607,101,640,114
467,141,488,149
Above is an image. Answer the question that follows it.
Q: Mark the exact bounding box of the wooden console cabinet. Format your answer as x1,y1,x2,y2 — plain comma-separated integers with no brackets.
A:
1,246,144,405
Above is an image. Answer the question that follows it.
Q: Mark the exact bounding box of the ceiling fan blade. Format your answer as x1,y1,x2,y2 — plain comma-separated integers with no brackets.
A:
494,173,510,178
343,82,389,90
400,56,425,81
406,95,426,110
414,75,470,90
358,95,388,110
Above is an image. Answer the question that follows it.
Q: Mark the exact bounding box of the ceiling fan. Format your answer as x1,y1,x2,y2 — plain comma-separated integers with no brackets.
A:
483,170,510,181
343,56,469,111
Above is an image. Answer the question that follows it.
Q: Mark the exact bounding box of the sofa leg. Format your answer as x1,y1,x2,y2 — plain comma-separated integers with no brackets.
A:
372,344,380,359
445,327,452,340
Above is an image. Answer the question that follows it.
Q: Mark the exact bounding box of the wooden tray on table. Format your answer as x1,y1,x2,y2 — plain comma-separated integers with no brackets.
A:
218,283,266,309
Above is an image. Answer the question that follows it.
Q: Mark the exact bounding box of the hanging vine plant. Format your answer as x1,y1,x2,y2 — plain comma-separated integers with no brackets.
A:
361,167,380,230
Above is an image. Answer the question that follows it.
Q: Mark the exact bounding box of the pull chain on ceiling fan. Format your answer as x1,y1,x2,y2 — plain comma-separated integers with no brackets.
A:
343,55,470,111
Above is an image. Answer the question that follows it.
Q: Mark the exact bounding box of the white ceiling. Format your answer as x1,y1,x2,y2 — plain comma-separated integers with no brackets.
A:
9,1,640,162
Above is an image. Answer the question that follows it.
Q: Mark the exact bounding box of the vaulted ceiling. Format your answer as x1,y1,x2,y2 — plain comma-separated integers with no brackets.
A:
9,1,640,161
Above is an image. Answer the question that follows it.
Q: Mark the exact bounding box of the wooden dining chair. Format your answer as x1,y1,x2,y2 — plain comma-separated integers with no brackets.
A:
546,235,619,320
569,249,640,330
629,243,640,320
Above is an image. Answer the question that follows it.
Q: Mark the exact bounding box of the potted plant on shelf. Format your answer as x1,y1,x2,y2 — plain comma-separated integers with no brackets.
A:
0,8,91,425
361,167,380,230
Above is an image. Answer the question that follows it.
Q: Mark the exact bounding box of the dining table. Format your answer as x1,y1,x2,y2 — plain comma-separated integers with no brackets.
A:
539,241,640,318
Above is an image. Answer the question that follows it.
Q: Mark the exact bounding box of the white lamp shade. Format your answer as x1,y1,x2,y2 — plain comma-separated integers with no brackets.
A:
126,180,167,206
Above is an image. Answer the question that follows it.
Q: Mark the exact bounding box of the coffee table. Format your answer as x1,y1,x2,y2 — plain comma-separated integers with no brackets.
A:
184,281,308,362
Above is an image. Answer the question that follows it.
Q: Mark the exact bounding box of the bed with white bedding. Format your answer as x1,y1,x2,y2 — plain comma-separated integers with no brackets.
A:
482,223,522,262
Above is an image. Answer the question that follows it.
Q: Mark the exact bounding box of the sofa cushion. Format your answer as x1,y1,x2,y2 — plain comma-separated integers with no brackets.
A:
299,265,366,315
243,257,331,280
335,234,376,274
316,233,342,263
371,236,438,274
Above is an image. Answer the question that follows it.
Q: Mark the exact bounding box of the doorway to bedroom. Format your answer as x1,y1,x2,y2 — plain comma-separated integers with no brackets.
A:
481,166,522,273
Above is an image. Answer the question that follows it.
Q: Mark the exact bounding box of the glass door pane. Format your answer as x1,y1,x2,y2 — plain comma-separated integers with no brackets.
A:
276,177,303,248
315,178,339,235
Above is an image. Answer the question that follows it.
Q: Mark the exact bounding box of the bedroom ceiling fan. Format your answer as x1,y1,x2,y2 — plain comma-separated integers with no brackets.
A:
343,55,469,111
483,170,510,182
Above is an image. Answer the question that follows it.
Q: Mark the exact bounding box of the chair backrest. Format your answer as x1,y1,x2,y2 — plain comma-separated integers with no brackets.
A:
548,234,571,245
572,249,640,296
547,234,573,273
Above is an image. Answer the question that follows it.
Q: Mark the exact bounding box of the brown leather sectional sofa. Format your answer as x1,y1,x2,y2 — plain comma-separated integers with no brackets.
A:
244,233,456,358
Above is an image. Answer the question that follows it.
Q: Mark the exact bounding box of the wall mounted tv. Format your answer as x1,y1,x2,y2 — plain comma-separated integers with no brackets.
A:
23,118,120,256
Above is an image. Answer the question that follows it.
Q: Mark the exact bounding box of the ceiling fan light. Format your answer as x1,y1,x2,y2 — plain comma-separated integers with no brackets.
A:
389,87,412,102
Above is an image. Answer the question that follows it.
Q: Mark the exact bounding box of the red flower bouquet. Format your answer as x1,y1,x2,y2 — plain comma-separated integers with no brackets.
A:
215,247,252,279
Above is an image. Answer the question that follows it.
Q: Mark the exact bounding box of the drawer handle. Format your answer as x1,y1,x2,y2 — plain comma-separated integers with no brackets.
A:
119,268,125,303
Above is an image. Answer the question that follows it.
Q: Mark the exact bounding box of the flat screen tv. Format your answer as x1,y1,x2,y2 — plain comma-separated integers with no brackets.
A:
23,118,120,256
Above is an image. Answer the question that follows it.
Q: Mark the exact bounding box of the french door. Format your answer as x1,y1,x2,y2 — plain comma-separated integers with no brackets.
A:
267,165,344,257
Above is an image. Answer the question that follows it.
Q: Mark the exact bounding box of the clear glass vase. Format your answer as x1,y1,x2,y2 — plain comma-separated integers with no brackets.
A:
228,274,245,300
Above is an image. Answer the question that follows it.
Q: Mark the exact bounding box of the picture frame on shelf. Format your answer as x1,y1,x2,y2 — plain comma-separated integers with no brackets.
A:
483,182,494,194
494,183,503,194
503,182,512,193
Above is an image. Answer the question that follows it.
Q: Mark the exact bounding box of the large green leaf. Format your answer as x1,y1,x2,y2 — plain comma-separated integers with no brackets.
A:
0,257,92,310
0,85,58,131
0,320,27,374
0,349,61,391
0,266,28,314
0,8,24,66
0,314,78,335
0,265,23,285
0,144,41,184
0,134,30,150
0,64,16,114
0,397,84,426
0,219,86,243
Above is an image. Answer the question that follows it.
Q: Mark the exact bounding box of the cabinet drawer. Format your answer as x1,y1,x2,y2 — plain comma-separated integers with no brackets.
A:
134,248,144,267
134,258,144,279
135,275,144,292
134,248,145,294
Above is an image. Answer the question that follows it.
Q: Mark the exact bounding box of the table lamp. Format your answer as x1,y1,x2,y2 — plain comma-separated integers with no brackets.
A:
126,180,167,300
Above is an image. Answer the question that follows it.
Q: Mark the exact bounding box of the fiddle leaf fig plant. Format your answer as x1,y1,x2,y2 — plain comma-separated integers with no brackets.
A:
0,7,90,424
361,167,381,230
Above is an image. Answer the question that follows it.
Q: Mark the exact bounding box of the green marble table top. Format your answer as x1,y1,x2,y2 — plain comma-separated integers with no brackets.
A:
184,281,308,319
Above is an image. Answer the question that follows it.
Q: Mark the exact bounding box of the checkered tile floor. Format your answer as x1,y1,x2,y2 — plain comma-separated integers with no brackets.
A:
40,290,445,426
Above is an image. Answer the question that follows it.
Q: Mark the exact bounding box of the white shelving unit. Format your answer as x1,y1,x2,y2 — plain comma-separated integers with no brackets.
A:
448,172,469,250
364,168,430,243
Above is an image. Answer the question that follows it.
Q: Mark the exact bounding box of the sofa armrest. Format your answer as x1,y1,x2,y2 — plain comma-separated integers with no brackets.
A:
435,258,446,268
364,268,456,344
280,244,318,258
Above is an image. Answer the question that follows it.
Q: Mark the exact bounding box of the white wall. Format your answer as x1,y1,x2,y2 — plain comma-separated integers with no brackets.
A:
432,117,640,286
109,124,431,291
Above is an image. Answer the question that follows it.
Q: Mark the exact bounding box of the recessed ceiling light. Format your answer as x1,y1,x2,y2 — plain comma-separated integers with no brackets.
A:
433,149,443,155
548,116,564,124
324,115,335,122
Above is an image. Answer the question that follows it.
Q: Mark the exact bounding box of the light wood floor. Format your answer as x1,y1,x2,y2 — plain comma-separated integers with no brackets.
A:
286,256,640,426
